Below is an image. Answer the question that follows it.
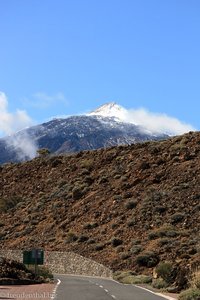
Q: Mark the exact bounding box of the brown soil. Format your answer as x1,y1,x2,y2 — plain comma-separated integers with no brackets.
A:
0,131,199,276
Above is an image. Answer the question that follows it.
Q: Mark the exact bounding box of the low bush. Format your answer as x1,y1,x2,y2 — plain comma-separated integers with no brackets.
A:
110,237,123,247
27,266,53,280
65,231,78,243
0,196,23,212
125,200,137,210
131,239,141,245
120,252,130,260
113,271,152,284
80,159,94,170
94,243,105,251
153,205,166,213
190,271,200,289
130,245,143,255
148,226,179,240
156,261,174,284
87,238,96,244
77,235,89,243
83,222,98,229
152,278,169,289
158,238,171,246
179,288,200,300
72,183,89,200
127,219,136,227
170,213,185,224
136,251,159,268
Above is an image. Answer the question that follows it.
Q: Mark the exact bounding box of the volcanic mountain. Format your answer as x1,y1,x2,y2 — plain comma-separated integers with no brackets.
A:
0,102,168,164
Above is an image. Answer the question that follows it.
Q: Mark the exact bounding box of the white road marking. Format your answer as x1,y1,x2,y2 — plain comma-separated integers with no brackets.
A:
51,279,61,299
134,285,177,300
111,295,116,299
104,289,108,292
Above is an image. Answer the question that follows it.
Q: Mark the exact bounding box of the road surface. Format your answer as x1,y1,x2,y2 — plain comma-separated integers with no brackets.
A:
54,275,173,300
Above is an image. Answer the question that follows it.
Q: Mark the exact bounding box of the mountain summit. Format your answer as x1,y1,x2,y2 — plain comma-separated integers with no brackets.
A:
0,103,168,164
88,102,127,120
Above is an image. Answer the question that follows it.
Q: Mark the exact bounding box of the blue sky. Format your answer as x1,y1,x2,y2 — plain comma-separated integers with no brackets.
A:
0,0,200,136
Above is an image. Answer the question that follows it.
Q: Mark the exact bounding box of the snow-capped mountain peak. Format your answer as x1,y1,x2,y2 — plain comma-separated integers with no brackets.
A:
88,102,127,120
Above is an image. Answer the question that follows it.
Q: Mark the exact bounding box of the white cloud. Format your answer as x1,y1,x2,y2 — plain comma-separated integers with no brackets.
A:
24,92,68,109
0,92,37,159
124,108,195,135
0,92,34,135
6,132,37,160
88,102,195,135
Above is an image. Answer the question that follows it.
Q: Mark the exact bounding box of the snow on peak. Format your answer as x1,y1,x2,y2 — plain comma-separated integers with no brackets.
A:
88,102,127,120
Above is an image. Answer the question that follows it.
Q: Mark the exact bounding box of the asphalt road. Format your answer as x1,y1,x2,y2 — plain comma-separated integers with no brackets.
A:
54,275,171,300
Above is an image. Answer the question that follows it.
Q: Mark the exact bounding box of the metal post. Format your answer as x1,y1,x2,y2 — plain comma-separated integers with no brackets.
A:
34,249,37,277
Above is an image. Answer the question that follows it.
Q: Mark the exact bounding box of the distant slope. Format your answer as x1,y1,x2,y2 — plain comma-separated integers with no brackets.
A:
0,114,167,164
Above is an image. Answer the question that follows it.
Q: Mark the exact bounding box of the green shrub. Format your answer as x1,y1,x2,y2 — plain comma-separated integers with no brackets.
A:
148,231,159,240
152,278,169,289
190,271,200,289
110,237,123,247
153,206,166,213
77,235,89,243
72,185,87,200
27,266,53,280
158,238,171,246
94,243,105,251
125,200,137,209
179,288,200,300
120,252,130,260
127,219,136,227
148,226,179,240
111,223,118,229
87,238,96,244
98,176,108,184
136,251,159,268
130,275,152,284
130,245,143,254
83,222,98,229
37,148,50,157
132,239,141,245
113,271,152,284
0,196,23,212
156,262,174,284
80,159,94,170
170,212,185,224
113,271,135,282
65,231,78,243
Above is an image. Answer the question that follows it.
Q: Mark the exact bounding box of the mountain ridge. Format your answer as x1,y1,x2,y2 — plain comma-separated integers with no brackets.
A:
0,103,168,164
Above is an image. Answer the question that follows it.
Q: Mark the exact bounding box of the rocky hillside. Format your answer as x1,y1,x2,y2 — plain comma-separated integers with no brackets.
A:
0,131,199,275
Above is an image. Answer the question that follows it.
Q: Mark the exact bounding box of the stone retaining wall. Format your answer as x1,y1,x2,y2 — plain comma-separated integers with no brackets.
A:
0,250,112,278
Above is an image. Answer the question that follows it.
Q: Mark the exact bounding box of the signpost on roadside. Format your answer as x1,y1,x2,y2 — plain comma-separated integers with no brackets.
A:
23,249,44,276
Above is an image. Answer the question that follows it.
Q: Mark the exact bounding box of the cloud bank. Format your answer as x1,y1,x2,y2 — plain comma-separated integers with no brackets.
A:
89,102,195,135
124,108,195,136
0,92,33,135
0,92,37,160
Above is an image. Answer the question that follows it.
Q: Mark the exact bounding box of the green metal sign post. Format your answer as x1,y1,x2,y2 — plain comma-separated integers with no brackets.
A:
23,249,44,276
